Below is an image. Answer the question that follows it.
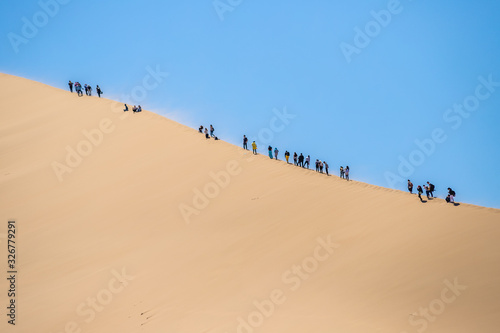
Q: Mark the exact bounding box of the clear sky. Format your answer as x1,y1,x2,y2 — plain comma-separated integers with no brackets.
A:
1,0,499,208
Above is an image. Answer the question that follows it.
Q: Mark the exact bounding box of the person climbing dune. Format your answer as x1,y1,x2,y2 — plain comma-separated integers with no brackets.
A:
252,141,257,155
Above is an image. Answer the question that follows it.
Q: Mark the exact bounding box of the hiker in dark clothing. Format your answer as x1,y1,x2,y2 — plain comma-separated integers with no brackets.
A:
75,82,83,96
340,166,344,179
298,154,304,167
210,125,215,137
199,126,204,133
424,185,431,199
87,85,92,96
417,185,424,202
205,128,210,139
68,81,73,92
293,152,298,166
243,135,248,149
123,104,129,112
345,166,350,180
96,85,102,97
408,180,413,194
427,182,435,197
324,161,329,175
446,188,456,203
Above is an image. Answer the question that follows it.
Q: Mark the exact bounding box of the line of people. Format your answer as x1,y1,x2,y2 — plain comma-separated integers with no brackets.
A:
244,133,456,204
340,166,349,180
122,104,142,113
242,135,350,179
243,135,258,155
68,81,102,98
65,83,460,206
69,80,145,115
408,180,456,204
199,125,219,140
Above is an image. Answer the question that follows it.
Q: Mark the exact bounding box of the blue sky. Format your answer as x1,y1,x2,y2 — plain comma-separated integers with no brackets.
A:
1,0,499,208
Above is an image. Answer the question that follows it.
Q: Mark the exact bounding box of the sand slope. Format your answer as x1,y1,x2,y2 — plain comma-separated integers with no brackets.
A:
0,73,499,333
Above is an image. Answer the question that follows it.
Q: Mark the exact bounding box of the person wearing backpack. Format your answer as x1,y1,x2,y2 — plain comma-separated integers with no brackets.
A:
424,185,431,199
408,180,413,194
285,151,290,163
427,182,435,197
417,185,424,202
446,188,456,203
96,85,102,98
75,82,83,96
298,154,304,167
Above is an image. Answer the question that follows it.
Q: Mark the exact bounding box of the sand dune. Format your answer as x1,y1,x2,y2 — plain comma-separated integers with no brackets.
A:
0,73,499,333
